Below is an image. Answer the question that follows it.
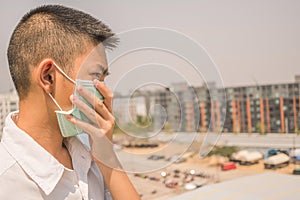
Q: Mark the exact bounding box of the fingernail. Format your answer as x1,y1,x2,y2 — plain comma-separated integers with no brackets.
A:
66,115,76,124
70,94,75,102
70,117,76,124
93,79,100,85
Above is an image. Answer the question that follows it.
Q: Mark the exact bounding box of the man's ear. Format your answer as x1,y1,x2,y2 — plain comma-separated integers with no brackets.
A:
36,59,56,94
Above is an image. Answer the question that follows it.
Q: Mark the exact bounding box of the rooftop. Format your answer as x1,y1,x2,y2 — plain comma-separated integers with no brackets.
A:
169,173,300,200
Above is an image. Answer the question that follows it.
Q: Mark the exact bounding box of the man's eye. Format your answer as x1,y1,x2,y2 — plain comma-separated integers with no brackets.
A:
91,73,102,80
90,71,110,81
90,72,102,80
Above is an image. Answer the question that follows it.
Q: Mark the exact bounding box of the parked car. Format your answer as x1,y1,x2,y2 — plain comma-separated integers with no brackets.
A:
293,167,300,175
290,148,300,157
231,150,248,163
268,149,279,157
231,150,262,165
164,179,179,189
148,176,160,181
264,153,290,169
134,174,148,179
267,149,289,157
184,183,197,190
291,156,300,164
147,155,165,160
290,149,300,164
221,162,237,171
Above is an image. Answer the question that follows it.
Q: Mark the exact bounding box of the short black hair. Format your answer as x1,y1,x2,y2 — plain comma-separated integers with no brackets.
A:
7,5,117,99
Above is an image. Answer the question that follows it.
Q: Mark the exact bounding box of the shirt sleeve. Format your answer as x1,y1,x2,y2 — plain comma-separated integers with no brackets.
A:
104,184,112,200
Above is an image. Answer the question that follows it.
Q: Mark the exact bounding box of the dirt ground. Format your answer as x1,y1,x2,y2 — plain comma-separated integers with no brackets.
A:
125,148,298,200
113,134,299,200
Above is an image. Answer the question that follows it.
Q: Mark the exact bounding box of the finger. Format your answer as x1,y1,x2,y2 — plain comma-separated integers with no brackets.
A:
77,85,113,121
68,116,118,166
68,115,114,143
67,115,105,139
71,95,106,128
93,80,113,113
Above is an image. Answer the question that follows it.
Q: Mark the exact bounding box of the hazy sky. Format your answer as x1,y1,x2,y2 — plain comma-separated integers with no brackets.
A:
1,0,300,93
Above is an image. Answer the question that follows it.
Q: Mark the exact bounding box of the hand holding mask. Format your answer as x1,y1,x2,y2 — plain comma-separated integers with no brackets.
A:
48,63,105,138
48,61,118,168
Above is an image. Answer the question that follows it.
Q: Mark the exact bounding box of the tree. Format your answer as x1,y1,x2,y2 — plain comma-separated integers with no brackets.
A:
256,122,266,135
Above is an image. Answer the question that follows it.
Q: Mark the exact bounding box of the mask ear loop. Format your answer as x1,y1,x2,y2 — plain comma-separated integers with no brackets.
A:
50,62,77,112
48,93,63,111
52,61,76,84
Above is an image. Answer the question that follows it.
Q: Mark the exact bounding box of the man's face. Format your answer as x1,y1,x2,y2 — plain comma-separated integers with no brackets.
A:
77,44,109,82
56,43,109,111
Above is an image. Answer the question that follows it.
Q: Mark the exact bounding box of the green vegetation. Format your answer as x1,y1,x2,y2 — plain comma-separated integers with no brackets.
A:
113,115,154,137
136,115,152,127
207,146,239,157
163,122,171,133
256,122,267,135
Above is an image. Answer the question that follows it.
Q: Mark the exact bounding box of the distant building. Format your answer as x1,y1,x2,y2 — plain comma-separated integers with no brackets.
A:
171,82,199,132
152,88,172,131
136,83,200,133
113,95,131,125
0,91,19,133
295,75,300,83
113,93,148,126
113,76,300,134
222,82,300,133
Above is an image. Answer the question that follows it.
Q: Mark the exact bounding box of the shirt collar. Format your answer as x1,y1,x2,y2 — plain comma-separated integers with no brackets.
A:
66,136,92,180
1,111,92,195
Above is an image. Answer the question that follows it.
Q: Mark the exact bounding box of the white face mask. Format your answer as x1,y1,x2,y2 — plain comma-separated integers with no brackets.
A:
48,62,104,137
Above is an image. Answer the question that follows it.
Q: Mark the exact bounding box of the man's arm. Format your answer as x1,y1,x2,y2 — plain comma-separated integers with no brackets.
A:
94,157,140,200
68,80,140,200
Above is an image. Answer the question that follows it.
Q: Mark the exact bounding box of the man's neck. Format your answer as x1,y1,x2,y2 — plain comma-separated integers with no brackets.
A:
15,92,73,170
16,99,65,157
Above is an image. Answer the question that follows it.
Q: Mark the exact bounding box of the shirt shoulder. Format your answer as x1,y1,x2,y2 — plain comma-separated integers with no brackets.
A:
0,143,44,199
0,143,17,176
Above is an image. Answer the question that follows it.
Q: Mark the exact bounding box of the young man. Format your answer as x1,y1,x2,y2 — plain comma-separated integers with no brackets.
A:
0,5,139,200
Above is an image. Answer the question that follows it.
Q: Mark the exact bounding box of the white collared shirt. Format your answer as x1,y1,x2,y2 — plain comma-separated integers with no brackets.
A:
0,112,112,200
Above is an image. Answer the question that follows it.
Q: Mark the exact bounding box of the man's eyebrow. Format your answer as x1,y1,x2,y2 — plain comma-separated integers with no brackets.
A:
101,66,109,75
96,64,106,73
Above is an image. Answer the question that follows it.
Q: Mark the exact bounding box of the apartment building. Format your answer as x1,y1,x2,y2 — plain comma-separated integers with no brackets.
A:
222,82,300,133
114,78,300,134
